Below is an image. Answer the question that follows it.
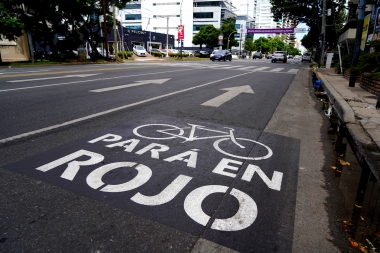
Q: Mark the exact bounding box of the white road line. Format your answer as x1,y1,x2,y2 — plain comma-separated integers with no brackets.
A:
8,74,100,83
0,68,195,92
0,70,51,75
287,69,299,73
0,72,252,144
270,68,284,72
89,78,170,92
254,67,271,71
239,66,258,70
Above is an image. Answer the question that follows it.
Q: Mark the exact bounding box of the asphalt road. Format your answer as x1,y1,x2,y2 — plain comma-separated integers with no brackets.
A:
0,59,348,252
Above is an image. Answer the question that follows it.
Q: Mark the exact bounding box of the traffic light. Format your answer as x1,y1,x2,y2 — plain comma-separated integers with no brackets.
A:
273,11,282,22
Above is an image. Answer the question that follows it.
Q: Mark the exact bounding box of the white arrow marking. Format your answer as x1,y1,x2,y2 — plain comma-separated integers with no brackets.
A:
8,74,100,83
89,78,171,92
201,85,255,107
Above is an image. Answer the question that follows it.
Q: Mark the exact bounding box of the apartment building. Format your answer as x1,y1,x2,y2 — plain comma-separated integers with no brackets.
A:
119,0,236,48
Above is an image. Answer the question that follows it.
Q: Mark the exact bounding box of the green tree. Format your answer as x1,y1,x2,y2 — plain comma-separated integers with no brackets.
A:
254,37,270,53
269,0,346,50
220,17,237,50
0,0,25,41
243,38,256,56
192,25,220,50
0,0,129,60
286,44,301,55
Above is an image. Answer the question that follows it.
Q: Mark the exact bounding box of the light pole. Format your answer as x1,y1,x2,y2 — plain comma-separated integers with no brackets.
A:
227,31,235,51
180,0,184,59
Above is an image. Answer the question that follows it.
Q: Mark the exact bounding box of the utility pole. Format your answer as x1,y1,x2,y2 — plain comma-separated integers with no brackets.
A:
319,0,326,66
112,3,118,61
101,0,109,60
349,0,366,87
180,0,184,59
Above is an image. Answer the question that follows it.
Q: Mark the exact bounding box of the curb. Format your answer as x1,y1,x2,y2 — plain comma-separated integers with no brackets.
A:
314,70,356,123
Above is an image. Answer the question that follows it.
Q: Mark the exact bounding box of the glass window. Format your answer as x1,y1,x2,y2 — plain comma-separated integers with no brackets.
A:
125,14,141,20
193,25,206,31
235,24,241,29
193,12,213,19
126,25,142,30
125,4,141,9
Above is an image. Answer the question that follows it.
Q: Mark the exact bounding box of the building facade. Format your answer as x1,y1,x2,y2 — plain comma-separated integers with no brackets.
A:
119,0,236,48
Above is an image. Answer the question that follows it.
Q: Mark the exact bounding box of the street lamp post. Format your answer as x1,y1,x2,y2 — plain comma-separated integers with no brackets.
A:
227,31,235,50
180,0,184,59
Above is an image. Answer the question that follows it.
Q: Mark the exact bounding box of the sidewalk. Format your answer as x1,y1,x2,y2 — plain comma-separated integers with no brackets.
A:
314,67,380,183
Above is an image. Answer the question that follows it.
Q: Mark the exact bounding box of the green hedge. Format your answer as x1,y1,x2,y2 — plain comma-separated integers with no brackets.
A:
194,53,209,58
152,52,163,57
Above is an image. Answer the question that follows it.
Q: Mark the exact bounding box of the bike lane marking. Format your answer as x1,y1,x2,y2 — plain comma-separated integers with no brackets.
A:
4,115,299,252
0,72,251,144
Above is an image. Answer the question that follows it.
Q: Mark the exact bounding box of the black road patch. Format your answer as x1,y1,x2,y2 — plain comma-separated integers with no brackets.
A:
4,115,299,252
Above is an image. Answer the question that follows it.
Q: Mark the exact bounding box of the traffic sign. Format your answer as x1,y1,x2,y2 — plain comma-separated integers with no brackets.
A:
4,116,299,252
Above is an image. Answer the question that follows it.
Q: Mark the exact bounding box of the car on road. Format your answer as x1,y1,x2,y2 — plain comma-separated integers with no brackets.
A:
301,52,312,62
287,55,293,59
266,54,272,59
271,51,287,63
294,55,301,60
210,50,232,61
252,52,263,59
133,45,147,57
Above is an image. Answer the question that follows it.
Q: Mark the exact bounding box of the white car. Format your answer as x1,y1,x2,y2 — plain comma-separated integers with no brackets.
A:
182,50,194,57
301,52,312,62
133,45,147,57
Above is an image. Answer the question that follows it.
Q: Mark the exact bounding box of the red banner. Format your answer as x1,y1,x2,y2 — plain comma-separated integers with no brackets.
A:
178,25,184,40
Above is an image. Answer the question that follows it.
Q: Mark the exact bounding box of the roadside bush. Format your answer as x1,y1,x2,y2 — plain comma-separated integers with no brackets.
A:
117,51,124,58
169,53,178,57
181,53,189,57
342,40,380,76
152,52,162,57
125,51,133,57
195,53,200,58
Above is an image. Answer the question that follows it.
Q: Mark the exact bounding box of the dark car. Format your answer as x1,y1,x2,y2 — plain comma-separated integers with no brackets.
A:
210,50,232,61
252,52,262,59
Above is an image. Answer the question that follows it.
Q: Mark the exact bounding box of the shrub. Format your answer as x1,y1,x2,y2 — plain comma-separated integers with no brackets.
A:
117,51,124,58
169,53,179,57
125,51,133,57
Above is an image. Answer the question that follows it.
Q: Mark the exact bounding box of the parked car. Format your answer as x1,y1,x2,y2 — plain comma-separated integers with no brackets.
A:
182,50,194,57
294,55,301,60
133,45,147,57
252,52,263,59
210,50,232,61
150,48,167,56
194,50,210,57
287,55,293,59
301,52,312,62
271,51,287,63
324,52,340,65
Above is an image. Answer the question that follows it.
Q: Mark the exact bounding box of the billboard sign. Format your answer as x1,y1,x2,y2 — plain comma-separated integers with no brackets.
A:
178,25,184,40
247,28,294,34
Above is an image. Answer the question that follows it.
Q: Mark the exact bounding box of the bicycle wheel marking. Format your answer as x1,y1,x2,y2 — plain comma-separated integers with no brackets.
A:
4,116,299,252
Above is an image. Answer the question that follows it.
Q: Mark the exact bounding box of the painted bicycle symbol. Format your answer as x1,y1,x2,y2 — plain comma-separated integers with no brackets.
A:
133,123,273,160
